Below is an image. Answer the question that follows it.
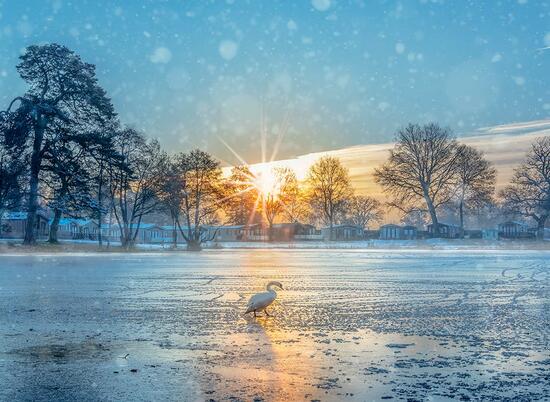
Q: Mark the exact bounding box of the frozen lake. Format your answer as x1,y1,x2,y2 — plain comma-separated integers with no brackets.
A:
0,250,548,401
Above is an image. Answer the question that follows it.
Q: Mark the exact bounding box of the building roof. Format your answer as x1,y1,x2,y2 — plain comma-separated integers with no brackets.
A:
2,210,49,220
499,220,528,226
55,218,94,226
323,224,363,229
100,223,160,230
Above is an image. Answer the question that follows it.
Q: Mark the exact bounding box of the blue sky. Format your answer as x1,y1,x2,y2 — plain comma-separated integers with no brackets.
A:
0,0,548,163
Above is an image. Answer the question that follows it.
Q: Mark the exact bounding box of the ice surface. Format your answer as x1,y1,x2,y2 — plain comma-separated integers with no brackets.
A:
0,249,548,401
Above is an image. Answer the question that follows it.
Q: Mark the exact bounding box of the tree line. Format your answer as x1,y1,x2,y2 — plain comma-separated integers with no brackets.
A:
1,44,549,250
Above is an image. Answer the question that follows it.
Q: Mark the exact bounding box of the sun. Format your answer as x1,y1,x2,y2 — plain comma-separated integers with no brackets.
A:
254,166,279,197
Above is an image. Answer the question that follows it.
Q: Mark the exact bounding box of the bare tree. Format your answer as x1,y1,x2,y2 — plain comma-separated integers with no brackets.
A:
454,144,496,236
173,150,224,251
344,195,382,229
374,123,459,236
109,128,167,249
276,167,308,223
224,165,261,225
500,137,550,239
306,156,353,240
158,157,186,248
3,44,114,244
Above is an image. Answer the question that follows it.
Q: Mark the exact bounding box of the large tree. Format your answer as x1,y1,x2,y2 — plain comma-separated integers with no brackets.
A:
306,156,353,240
454,144,496,236
4,44,115,244
344,195,382,229
171,150,224,251
500,137,550,239
108,128,167,249
374,123,459,236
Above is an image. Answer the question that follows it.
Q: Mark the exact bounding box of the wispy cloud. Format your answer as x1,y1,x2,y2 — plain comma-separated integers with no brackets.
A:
230,120,550,199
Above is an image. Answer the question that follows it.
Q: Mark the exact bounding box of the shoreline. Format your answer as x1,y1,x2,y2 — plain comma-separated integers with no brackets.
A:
1,238,550,254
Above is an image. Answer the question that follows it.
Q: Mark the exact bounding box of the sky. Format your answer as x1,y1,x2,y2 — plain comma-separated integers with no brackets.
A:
0,0,548,165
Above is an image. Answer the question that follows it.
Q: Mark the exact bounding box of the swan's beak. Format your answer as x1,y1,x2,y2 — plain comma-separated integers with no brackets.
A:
280,285,284,290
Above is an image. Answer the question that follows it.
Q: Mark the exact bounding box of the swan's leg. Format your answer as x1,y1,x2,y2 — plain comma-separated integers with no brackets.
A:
253,310,257,317
265,309,271,317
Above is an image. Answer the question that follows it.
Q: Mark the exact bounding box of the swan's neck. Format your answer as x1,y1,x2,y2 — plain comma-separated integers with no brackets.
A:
266,285,277,294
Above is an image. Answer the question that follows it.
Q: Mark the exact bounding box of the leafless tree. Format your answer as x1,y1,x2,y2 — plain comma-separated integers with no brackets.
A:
454,144,496,236
276,167,308,223
263,193,282,242
224,165,261,226
500,137,550,239
344,195,382,229
108,128,167,249
374,123,459,236
306,156,353,240
172,149,224,251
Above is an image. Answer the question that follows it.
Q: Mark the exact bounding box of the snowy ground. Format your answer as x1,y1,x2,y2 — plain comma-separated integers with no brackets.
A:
0,250,548,401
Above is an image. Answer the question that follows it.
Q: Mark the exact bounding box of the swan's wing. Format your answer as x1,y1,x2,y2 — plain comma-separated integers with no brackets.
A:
245,291,276,313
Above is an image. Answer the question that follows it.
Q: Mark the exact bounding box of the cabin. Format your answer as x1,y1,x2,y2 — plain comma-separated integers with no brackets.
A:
56,218,99,240
322,224,364,241
379,224,418,240
497,221,531,239
364,229,380,239
264,223,317,241
292,223,322,241
427,222,460,238
482,229,499,240
379,224,402,240
0,211,50,239
99,223,162,244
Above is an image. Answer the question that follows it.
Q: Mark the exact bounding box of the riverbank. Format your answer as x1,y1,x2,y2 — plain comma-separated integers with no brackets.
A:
1,237,550,254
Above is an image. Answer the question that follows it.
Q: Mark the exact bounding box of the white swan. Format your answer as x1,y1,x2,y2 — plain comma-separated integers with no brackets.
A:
245,281,284,317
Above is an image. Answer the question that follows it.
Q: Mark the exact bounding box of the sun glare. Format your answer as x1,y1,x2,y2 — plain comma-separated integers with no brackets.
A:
254,166,279,197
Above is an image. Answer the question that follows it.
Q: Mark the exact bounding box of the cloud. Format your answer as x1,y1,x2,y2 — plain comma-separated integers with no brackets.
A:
225,119,550,200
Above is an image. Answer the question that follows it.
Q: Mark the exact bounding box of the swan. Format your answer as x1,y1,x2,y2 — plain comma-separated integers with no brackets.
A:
245,281,284,317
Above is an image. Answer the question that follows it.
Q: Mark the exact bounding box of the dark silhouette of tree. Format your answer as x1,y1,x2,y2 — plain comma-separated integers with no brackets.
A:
3,44,114,244
306,156,353,240
108,128,167,249
344,195,382,229
0,116,27,233
454,144,496,237
171,150,224,251
501,137,550,239
375,123,459,236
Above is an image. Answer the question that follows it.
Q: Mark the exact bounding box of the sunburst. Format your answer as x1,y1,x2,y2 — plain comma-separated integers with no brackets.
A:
217,108,294,226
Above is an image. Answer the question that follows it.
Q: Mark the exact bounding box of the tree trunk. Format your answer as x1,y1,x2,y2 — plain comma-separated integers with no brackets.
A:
24,122,45,245
459,200,465,239
48,209,62,243
97,169,103,247
329,220,334,241
268,221,274,242
172,217,177,248
423,188,439,237
186,239,202,251
536,216,547,240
